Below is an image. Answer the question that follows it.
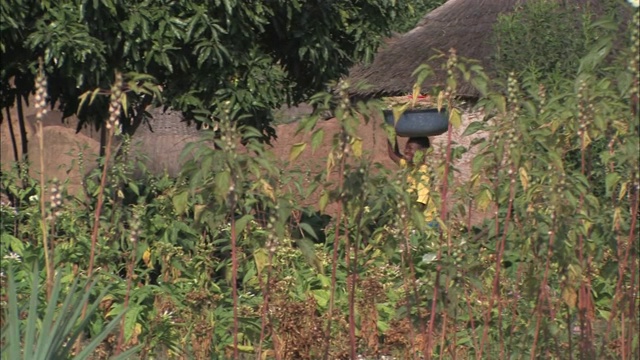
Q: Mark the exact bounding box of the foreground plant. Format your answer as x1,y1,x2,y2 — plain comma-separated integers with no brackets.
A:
1,264,139,360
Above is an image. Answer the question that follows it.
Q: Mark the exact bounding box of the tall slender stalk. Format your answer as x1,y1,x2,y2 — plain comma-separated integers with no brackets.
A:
115,232,138,354
323,146,346,360
347,217,357,360
76,72,123,355
257,241,275,358
34,60,53,298
37,120,51,298
230,200,239,359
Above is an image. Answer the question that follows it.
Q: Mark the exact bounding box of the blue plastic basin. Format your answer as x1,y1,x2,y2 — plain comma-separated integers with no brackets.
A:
383,108,449,137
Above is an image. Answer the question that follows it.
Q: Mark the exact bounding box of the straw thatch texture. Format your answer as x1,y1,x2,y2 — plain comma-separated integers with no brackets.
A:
348,0,624,98
349,0,524,97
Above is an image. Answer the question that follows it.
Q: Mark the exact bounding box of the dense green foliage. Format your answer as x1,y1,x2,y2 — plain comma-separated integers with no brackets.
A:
389,0,447,34
492,0,627,89
1,1,638,359
1,0,414,138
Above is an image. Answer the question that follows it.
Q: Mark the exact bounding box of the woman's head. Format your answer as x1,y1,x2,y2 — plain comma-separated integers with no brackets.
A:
404,137,430,163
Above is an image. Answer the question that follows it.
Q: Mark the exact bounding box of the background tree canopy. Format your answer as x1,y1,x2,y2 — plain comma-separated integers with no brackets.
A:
1,0,417,139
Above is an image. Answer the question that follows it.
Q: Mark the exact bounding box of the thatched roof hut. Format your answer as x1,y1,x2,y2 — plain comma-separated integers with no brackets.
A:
348,0,628,98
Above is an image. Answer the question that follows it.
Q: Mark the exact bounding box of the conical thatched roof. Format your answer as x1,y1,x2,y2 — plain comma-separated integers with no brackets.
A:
348,0,628,98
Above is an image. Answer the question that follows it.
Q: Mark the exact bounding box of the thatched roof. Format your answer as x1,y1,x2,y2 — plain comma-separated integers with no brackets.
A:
348,0,628,98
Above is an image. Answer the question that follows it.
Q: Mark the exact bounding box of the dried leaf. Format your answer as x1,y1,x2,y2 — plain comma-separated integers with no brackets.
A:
519,167,529,191
392,103,409,123
411,83,421,107
254,248,269,277
476,188,493,211
260,179,275,201
562,287,577,309
289,142,307,162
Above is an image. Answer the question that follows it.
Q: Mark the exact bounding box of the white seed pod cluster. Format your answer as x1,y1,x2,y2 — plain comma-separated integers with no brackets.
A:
49,179,62,217
538,84,547,114
507,72,520,106
130,210,141,243
445,48,458,96
35,65,48,120
107,72,124,130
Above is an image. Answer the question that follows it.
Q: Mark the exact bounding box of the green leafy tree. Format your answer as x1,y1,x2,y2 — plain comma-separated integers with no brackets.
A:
1,0,415,139
390,0,447,33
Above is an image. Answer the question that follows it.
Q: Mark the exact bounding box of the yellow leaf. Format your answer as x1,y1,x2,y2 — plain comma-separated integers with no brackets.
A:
476,188,493,211
351,136,363,158
411,83,421,107
129,323,142,344
142,249,151,267
437,91,445,111
469,173,480,188
260,179,275,201
325,152,335,176
612,207,622,231
392,103,409,123
289,142,307,162
449,107,462,129
562,287,577,309
261,350,275,360
519,167,529,191
194,204,206,223
254,248,269,277
618,182,628,201
582,131,591,149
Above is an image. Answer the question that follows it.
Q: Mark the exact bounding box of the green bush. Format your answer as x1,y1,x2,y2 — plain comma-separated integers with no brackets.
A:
1,6,638,359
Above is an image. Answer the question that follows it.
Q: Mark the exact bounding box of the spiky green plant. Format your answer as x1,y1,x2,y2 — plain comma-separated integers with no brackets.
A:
1,264,140,360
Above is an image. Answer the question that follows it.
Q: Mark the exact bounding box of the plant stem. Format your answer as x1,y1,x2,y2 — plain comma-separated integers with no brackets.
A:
37,120,52,298
116,237,138,355
230,202,239,360
76,123,114,354
323,150,346,360
257,247,274,359
87,124,114,280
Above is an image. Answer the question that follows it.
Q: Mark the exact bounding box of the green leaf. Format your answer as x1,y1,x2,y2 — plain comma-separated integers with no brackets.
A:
234,214,253,235
312,289,330,308
253,248,269,277
605,173,620,197
490,94,507,114
1,233,24,257
295,238,322,272
128,182,140,196
298,222,318,240
310,129,324,153
318,191,329,213
215,171,231,199
462,120,486,136
172,191,189,215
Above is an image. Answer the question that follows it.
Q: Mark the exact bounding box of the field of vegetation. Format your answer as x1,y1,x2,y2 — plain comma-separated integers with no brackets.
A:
1,1,638,359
